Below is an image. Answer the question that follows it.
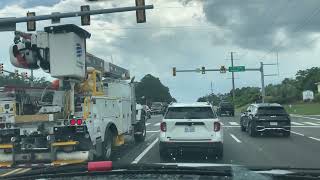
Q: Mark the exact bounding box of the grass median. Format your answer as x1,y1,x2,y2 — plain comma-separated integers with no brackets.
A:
284,102,320,115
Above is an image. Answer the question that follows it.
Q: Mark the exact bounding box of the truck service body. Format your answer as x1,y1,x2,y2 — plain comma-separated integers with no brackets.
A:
0,24,146,167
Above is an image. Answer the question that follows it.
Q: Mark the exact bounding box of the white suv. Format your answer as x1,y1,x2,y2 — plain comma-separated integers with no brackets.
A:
159,102,223,160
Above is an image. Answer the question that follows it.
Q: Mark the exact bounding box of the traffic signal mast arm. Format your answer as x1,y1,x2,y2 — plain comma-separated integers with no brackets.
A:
175,68,221,73
0,5,154,26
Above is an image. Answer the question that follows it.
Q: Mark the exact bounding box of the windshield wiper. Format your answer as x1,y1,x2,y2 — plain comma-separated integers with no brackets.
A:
6,163,233,179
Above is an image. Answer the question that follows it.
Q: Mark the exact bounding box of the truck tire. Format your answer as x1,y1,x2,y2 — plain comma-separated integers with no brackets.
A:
241,124,246,132
283,131,291,137
103,130,114,160
134,121,146,143
248,122,257,137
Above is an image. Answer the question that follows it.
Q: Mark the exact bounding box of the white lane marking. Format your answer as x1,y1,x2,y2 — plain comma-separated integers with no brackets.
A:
229,122,239,125
146,123,151,126
290,131,304,136
153,122,160,126
291,122,304,125
223,125,320,128
291,114,320,121
15,168,31,174
131,138,159,164
309,137,320,141
147,130,160,133
230,133,241,143
304,122,320,126
0,168,23,177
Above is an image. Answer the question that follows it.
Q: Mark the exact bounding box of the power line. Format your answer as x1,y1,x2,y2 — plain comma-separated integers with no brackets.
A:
258,4,320,61
238,0,295,60
88,25,221,30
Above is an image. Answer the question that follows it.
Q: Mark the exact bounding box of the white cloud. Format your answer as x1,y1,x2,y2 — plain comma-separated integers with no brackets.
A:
0,0,319,102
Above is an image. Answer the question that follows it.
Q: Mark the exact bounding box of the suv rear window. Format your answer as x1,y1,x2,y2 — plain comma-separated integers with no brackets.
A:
165,107,216,119
257,106,287,115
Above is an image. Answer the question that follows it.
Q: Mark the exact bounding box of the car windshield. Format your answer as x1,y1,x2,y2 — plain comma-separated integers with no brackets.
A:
257,106,287,115
165,107,216,119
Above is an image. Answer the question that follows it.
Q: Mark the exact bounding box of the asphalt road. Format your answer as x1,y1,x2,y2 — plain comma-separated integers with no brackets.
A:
2,113,320,177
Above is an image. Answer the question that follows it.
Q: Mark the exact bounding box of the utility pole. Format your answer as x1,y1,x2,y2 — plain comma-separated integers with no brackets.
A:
230,52,235,104
210,81,213,95
260,62,265,103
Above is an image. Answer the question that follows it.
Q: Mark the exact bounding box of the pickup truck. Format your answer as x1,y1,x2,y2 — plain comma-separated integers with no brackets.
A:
217,102,235,116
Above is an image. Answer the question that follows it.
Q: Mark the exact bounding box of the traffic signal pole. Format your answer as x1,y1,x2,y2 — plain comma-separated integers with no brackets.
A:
0,5,153,25
173,61,278,104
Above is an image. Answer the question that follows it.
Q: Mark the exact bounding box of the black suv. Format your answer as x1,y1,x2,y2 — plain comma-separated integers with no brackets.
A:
217,102,235,116
240,103,291,137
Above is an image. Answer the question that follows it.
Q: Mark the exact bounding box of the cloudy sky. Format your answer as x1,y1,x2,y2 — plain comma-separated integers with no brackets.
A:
0,0,320,102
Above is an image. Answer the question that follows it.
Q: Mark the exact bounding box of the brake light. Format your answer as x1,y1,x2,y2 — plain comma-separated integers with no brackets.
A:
214,122,220,132
70,119,76,126
77,119,83,125
160,122,167,132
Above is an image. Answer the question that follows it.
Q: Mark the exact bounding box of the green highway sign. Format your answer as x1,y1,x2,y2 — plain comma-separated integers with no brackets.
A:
229,66,245,72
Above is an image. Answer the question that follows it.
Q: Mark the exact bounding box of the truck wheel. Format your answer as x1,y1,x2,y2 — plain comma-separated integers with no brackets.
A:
283,131,290,137
134,121,146,143
241,124,246,132
248,122,257,137
103,130,114,160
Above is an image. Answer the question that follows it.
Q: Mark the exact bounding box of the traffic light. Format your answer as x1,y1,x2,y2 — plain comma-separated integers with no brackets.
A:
201,66,205,74
135,0,146,23
173,67,176,76
27,12,36,31
22,72,28,79
14,70,19,78
81,5,90,26
0,63,3,75
220,66,227,73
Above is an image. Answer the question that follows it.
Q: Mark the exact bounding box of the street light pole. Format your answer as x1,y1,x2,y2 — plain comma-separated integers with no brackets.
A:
231,52,235,104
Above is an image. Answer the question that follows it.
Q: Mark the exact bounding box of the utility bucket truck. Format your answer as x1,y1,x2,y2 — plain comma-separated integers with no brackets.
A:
0,24,146,167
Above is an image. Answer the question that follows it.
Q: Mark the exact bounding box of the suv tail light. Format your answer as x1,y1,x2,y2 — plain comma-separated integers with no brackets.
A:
160,122,167,132
214,122,220,132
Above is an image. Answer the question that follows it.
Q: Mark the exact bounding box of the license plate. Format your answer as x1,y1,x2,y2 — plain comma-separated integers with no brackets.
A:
184,126,195,132
270,122,278,126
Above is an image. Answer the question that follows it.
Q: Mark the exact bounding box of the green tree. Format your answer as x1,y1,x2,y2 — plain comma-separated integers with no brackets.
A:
0,73,51,88
197,93,222,106
135,74,174,105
